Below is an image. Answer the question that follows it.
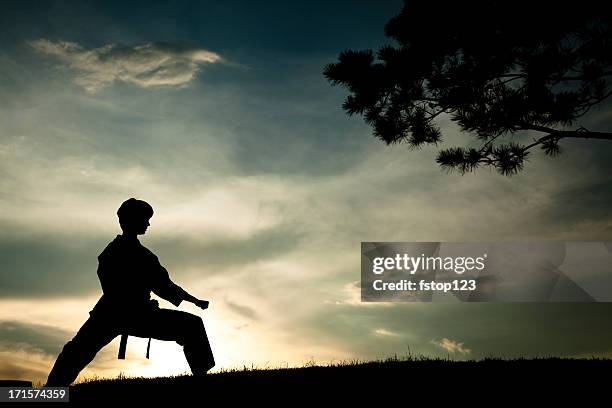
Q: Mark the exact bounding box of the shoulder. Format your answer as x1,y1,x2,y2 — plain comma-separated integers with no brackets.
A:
98,236,121,261
98,236,154,261
140,244,160,262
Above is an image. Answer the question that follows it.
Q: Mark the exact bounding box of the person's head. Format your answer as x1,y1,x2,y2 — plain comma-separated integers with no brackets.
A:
117,198,154,235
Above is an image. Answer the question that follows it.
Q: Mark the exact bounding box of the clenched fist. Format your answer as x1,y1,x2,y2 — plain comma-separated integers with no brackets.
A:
195,299,209,310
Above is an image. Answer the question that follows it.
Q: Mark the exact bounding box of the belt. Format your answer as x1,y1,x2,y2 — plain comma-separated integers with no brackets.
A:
118,334,152,359
116,299,158,360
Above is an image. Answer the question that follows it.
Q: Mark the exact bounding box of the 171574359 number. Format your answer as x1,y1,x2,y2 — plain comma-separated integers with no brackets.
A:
1,387,69,402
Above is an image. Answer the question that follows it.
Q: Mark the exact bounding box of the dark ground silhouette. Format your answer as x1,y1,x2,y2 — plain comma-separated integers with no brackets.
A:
65,357,610,404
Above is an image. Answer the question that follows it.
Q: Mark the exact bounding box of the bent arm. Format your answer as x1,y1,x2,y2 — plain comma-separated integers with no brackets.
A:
151,263,185,307
150,255,208,308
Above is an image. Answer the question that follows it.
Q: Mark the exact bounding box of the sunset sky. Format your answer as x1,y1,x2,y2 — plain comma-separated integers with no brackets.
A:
2,0,612,385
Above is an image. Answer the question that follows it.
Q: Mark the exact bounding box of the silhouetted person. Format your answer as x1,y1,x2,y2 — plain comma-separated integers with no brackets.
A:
45,198,214,386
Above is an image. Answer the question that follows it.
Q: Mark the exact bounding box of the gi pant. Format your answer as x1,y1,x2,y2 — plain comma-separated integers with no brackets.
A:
45,307,215,386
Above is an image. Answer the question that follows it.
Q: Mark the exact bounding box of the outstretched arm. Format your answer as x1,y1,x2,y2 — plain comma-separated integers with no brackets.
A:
150,254,209,310
177,288,209,310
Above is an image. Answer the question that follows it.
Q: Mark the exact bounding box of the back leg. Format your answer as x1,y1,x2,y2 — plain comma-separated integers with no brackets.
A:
45,315,117,386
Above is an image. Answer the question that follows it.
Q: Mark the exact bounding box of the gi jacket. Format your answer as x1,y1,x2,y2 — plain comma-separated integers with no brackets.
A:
90,234,185,321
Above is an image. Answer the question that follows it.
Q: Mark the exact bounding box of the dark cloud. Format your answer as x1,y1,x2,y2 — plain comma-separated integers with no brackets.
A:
0,320,124,383
216,56,375,177
147,223,305,276
0,0,401,53
0,231,103,298
0,222,303,297
0,320,71,355
541,176,612,231
295,303,612,359
225,298,259,321
0,360,49,382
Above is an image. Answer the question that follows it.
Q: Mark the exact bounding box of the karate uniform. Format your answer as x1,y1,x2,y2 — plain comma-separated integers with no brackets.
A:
45,235,215,386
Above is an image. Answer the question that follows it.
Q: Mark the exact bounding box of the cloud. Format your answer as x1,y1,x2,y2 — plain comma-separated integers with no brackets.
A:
225,298,259,321
0,320,71,356
0,351,53,384
0,319,130,384
0,229,104,298
29,39,223,92
430,338,471,355
373,328,399,337
0,219,304,298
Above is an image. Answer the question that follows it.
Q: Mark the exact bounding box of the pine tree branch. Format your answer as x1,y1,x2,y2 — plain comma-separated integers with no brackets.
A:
519,124,612,152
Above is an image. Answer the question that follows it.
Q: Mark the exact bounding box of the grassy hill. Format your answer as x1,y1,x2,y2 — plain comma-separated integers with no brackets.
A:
67,356,611,404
